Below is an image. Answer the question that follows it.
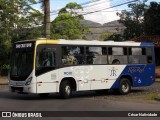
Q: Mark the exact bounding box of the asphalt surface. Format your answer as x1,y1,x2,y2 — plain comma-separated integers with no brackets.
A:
0,84,160,120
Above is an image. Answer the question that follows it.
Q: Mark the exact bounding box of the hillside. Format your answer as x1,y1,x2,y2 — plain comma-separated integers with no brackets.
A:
80,20,102,27
81,20,125,40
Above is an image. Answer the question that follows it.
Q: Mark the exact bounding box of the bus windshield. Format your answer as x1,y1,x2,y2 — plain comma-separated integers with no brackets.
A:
10,42,35,81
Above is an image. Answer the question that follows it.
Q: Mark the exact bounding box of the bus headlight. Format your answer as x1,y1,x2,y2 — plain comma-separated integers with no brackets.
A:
25,77,32,85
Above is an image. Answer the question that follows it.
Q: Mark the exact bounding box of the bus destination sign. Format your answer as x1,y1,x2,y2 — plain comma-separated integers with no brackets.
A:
16,43,32,49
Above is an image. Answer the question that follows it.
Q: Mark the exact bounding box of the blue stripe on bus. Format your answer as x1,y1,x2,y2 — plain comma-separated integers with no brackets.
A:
140,42,154,46
111,64,155,89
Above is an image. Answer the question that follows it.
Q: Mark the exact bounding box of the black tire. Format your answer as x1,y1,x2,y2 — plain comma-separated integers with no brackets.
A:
60,81,72,99
39,93,49,98
119,78,131,95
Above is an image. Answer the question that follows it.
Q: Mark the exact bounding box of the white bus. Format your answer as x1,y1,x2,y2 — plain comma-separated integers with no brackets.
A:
8,38,155,98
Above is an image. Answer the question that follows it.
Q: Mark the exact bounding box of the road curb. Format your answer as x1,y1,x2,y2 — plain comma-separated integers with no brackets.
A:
0,83,8,85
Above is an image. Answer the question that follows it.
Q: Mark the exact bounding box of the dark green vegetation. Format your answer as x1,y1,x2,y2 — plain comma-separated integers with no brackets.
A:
51,2,89,40
0,0,43,75
117,0,160,40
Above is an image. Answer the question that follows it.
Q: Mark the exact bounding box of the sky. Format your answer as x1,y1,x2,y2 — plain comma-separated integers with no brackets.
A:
32,0,160,24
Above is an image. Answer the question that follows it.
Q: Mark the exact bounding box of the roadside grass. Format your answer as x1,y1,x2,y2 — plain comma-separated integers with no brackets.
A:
156,80,160,83
144,93,160,101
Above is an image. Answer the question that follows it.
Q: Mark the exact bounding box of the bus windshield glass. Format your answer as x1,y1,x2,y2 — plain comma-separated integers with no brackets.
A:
10,42,35,81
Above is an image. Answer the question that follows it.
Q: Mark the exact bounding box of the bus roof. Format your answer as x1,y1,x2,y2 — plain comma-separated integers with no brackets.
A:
58,39,154,47
15,38,154,47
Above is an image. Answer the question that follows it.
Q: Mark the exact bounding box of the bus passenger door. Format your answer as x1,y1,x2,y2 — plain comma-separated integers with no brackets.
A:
36,71,58,93
36,45,59,93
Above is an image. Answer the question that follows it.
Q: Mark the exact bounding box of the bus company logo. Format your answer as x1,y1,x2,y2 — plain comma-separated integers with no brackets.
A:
109,67,118,76
128,67,143,73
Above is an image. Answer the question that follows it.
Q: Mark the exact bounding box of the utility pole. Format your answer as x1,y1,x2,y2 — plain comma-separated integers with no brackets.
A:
44,0,50,39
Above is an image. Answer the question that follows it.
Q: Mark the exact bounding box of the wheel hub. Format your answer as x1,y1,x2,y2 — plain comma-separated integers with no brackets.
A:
122,83,129,93
65,85,71,95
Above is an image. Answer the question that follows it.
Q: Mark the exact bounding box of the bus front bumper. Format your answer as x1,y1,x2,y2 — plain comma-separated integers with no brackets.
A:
9,81,37,94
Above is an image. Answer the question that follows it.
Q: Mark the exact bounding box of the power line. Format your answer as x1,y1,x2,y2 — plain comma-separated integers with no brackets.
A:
50,0,137,17
101,9,131,12
81,0,115,12
80,0,138,16
50,0,132,15
80,0,133,14
50,0,136,16
78,9,131,14
50,0,113,14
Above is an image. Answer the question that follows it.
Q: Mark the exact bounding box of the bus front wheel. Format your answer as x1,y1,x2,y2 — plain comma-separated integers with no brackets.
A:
119,78,131,95
60,81,72,99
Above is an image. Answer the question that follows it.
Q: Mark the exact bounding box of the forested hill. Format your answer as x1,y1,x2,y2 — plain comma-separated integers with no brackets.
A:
81,20,125,40
80,20,102,27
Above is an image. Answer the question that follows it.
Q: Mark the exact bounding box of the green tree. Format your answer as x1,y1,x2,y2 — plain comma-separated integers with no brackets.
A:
13,10,44,41
59,2,83,19
105,34,124,41
0,0,43,42
51,2,89,40
144,2,160,35
100,33,114,40
0,0,43,75
117,0,147,40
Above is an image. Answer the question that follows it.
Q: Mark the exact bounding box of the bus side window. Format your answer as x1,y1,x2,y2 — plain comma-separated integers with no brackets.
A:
129,48,140,64
108,47,127,64
62,46,84,65
129,47,147,64
36,45,56,68
147,56,153,63
36,45,56,76
86,47,107,64
146,47,153,63
108,47,112,55
44,52,55,66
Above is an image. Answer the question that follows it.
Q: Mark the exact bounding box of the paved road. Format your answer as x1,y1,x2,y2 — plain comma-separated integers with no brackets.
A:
0,85,160,120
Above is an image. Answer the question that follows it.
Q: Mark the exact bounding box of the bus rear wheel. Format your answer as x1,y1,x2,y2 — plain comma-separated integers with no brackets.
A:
119,78,131,95
60,81,72,99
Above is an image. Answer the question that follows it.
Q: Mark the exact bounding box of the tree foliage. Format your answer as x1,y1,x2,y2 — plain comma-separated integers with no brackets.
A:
0,0,43,75
117,1,160,39
100,33,114,40
51,2,89,40
117,0,147,40
144,2,160,35
0,0,43,42
59,2,83,19
104,34,124,41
